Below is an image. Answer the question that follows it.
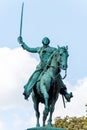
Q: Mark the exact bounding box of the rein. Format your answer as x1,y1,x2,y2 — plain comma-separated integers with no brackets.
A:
62,69,67,79
48,65,67,80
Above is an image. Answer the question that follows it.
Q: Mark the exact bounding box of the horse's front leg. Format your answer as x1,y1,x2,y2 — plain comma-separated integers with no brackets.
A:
43,106,49,126
47,103,55,127
40,83,49,109
48,94,59,127
32,91,40,127
40,75,51,109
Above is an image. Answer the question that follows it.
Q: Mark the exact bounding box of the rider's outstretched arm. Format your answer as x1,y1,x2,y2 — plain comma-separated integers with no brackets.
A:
18,36,40,53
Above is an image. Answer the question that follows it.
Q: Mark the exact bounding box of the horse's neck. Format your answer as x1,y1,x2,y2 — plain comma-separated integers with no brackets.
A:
49,56,59,75
51,56,57,67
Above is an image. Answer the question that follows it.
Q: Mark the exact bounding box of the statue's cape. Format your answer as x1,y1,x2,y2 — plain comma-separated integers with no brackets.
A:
23,69,42,99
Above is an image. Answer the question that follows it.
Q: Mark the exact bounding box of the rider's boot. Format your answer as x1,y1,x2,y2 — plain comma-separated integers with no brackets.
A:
60,88,73,102
64,92,73,102
23,92,29,100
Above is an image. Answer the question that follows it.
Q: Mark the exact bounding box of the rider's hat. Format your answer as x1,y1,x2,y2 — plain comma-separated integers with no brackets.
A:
42,37,50,45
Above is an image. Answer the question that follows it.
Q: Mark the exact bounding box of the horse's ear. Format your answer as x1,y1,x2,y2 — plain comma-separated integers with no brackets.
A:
66,45,68,50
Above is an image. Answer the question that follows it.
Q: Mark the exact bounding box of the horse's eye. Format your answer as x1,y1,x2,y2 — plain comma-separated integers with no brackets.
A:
60,53,62,56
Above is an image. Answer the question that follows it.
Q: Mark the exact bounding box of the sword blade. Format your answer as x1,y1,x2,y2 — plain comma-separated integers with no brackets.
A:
20,2,24,37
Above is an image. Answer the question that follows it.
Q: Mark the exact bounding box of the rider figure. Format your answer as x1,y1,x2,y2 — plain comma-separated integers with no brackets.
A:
18,36,72,102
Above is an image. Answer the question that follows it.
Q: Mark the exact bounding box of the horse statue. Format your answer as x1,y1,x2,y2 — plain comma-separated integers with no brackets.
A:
31,46,69,127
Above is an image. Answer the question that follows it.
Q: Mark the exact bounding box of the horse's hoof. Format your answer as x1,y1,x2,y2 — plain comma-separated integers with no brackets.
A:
36,126,40,128
36,124,40,127
47,124,53,127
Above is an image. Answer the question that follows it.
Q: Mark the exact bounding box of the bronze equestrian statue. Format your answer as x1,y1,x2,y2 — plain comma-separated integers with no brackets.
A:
18,36,73,127
17,3,73,128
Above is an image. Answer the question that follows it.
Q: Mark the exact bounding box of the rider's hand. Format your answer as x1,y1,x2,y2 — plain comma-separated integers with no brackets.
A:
17,36,26,50
17,36,23,45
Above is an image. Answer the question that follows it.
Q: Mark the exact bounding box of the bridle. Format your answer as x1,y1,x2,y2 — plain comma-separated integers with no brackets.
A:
47,49,68,80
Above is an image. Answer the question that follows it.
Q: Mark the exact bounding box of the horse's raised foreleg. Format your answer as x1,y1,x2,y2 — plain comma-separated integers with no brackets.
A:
32,91,40,127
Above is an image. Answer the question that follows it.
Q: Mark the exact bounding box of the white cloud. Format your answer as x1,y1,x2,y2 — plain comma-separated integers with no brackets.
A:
13,114,24,128
0,47,38,110
0,121,5,130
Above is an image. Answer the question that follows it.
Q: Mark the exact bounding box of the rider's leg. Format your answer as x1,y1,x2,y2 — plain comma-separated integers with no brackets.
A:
58,75,73,102
60,86,73,102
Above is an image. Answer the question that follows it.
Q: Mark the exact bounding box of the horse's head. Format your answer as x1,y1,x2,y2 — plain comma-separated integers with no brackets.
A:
57,45,69,70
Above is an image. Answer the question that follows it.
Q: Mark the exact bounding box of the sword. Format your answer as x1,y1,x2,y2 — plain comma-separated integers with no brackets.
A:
62,95,66,108
20,2,24,37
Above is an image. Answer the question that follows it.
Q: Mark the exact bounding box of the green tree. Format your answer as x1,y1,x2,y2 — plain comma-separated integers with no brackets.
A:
54,104,87,130
85,104,87,116
54,116,86,130
83,104,87,129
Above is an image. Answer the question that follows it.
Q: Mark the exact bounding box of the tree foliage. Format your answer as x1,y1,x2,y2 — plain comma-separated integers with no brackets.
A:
53,104,87,130
85,104,87,116
53,116,87,130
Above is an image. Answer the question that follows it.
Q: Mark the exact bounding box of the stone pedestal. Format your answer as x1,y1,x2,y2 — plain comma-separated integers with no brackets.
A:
27,127,65,130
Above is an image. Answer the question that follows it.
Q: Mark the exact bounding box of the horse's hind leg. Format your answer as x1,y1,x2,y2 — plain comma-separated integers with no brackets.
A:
32,91,40,127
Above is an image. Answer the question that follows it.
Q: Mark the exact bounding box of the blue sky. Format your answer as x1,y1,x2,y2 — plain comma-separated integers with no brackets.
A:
0,0,87,130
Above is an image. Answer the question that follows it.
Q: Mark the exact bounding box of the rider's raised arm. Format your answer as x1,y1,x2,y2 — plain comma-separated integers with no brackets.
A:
18,36,40,53
21,42,40,53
